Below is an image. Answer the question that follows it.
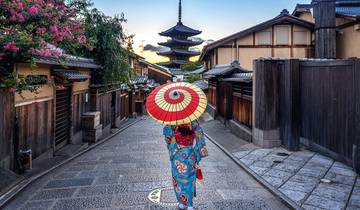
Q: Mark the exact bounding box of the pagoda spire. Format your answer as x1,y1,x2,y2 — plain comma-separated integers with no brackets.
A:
178,0,182,23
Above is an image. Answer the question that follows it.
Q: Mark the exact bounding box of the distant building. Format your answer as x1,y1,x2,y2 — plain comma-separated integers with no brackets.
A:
200,9,314,70
293,0,360,59
158,0,203,71
200,0,360,71
129,53,173,84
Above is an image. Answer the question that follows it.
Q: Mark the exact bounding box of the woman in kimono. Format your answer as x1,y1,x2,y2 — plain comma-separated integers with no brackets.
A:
163,121,208,210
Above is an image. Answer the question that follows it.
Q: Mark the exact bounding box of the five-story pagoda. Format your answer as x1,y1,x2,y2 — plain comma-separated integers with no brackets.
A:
158,0,203,69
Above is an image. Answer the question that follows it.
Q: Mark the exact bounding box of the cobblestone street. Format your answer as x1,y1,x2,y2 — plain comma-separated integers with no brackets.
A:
3,118,288,210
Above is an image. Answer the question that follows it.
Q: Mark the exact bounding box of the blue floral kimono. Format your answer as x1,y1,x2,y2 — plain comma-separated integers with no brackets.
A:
163,121,208,207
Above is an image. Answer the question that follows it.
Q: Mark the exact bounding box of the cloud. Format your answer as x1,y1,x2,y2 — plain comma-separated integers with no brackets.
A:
143,44,168,53
189,47,200,52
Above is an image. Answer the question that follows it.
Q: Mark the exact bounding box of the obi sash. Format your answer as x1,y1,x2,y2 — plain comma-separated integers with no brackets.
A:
174,126,195,147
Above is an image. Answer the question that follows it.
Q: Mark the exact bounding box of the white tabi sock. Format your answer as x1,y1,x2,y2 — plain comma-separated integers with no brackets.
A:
187,207,194,210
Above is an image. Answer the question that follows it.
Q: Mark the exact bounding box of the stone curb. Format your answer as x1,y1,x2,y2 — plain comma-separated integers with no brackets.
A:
204,133,304,210
0,118,143,208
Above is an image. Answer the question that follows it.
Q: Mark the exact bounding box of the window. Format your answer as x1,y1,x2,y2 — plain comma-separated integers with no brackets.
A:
257,31,271,45
275,26,289,45
25,75,48,85
294,31,308,45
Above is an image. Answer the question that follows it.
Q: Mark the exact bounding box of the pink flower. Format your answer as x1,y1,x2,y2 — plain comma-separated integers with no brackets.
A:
28,6,39,16
10,14,17,22
50,26,58,34
4,41,19,52
43,12,51,18
50,48,62,57
37,48,51,57
16,13,25,22
10,13,25,23
28,48,36,54
36,27,46,35
76,35,87,44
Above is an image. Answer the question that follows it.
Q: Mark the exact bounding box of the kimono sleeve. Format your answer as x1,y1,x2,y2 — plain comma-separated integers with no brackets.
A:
193,122,209,164
163,126,178,153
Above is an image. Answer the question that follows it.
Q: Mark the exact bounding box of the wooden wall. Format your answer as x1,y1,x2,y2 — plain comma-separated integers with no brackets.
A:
0,91,14,170
300,60,358,162
207,80,217,106
119,92,130,120
98,92,112,129
72,91,89,134
232,82,253,128
90,87,131,129
16,99,53,159
254,58,360,168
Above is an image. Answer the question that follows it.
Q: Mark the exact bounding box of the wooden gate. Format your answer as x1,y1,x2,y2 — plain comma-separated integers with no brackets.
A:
217,82,232,119
55,87,71,150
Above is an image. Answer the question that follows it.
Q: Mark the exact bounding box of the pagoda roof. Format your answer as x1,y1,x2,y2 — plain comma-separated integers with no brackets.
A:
159,22,202,37
158,48,200,57
158,38,203,47
158,60,188,68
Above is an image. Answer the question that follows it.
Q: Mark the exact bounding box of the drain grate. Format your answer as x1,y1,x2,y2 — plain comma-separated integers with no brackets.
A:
148,187,178,207
273,160,283,164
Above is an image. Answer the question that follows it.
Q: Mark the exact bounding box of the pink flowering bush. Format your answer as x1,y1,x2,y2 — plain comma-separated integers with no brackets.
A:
0,0,91,90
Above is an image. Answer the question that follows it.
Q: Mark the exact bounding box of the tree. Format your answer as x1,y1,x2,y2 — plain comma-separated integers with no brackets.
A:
73,8,133,85
180,61,204,71
0,0,90,91
186,74,201,83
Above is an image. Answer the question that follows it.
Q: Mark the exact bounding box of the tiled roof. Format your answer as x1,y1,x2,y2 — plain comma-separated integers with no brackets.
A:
170,69,192,76
204,61,250,78
158,60,188,68
336,6,360,17
222,73,253,83
293,1,360,18
35,55,101,69
190,67,207,74
52,70,90,81
158,38,203,47
159,22,202,37
139,60,173,76
132,76,148,84
193,80,209,90
158,48,200,57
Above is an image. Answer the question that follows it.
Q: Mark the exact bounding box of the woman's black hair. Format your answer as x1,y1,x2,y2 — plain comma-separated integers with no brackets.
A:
177,126,194,136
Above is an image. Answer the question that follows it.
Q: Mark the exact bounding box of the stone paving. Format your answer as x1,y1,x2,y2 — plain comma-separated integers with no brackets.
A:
202,118,360,210
3,118,288,210
234,148,359,210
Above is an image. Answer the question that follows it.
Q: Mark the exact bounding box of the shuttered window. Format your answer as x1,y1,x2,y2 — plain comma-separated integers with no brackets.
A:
275,26,289,45
257,31,271,45
294,31,308,45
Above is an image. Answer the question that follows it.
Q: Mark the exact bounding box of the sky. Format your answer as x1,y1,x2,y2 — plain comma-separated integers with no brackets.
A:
92,0,310,63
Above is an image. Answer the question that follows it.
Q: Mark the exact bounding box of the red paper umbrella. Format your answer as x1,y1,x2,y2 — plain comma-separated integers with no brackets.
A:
146,82,208,125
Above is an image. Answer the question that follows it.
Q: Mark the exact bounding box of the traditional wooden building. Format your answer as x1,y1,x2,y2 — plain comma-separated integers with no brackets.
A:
293,0,360,58
130,53,173,84
200,9,315,70
204,61,253,141
139,60,173,84
12,55,100,163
